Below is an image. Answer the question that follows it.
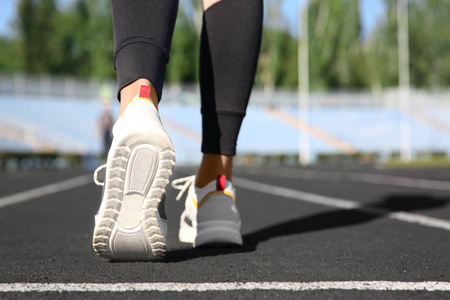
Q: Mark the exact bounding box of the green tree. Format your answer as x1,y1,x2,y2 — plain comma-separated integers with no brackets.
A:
307,0,364,90
82,0,114,78
17,0,58,73
166,4,198,83
365,0,399,89
15,0,114,78
49,0,114,78
0,37,21,71
257,27,298,88
408,0,450,87
256,0,298,90
366,0,450,89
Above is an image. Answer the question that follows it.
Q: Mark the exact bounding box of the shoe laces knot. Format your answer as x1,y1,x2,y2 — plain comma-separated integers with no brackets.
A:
171,175,195,201
93,164,107,186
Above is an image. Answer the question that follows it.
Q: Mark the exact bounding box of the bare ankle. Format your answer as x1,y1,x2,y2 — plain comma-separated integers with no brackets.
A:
117,79,159,120
196,154,233,188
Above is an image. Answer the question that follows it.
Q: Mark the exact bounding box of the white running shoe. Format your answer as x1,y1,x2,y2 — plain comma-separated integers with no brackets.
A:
93,85,175,261
172,175,243,247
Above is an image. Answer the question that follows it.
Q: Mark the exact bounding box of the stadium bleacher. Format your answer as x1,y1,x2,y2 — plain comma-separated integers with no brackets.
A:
2,94,450,165
0,136,33,153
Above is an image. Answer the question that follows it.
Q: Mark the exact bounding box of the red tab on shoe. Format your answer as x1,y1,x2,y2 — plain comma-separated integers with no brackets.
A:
139,85,151,99
217,175,226,191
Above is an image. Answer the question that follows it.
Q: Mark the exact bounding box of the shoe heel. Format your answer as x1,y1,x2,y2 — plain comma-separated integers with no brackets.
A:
93,132,175,261
195,220,243,247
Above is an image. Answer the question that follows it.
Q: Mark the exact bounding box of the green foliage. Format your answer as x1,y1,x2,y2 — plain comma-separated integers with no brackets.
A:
308,0,364,89
256,0,298,89
166,6,199,83
0,37,21,71
365,0,399,89
257,28,298,88
408,0,450,87
17,0,57,72
3,0,450,90
366,0,450,89
14,0,114,78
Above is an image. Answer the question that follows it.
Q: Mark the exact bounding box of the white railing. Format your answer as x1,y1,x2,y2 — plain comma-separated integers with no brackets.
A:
2,72,450,108
2,72,450,164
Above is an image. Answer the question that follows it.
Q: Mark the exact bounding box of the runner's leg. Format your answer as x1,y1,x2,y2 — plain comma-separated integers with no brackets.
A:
196,0,263,187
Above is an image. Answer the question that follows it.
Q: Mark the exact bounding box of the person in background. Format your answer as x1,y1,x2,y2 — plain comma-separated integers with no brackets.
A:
92,0,263,261
98,101,114,159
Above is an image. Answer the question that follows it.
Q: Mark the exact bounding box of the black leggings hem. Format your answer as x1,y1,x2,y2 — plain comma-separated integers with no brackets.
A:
201,111,245,156
115,42,167,101
114,37,170,67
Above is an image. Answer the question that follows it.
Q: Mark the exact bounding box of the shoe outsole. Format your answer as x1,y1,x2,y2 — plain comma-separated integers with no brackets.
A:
179,220,243,247
195,220,243,247
93,132,175,261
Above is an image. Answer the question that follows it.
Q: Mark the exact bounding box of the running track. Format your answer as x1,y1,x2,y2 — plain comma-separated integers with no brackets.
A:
0,164,449,299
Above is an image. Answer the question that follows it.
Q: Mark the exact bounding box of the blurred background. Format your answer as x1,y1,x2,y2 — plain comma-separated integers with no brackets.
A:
1,0,450,170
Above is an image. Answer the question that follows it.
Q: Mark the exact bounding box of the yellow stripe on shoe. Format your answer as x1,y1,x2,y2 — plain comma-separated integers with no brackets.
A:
192,190,236,209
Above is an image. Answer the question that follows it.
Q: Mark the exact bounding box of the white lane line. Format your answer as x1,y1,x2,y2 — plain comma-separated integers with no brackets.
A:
0,281,449,292
233,177,450,231
349,172,450,191
0,174,92,209
240,167,450,191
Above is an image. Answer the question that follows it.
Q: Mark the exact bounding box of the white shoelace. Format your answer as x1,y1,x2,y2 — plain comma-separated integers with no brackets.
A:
171,175,196,201
93,164,107,186
94,166,195,201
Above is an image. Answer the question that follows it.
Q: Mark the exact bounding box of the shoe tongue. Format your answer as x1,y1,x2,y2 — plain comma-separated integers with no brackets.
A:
216,175,226,191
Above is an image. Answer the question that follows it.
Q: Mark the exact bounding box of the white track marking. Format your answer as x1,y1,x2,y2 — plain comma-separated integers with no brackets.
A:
0,174,92,209
0,281,449,292
233,177,450,231
349,172,450,191
240,167,450,191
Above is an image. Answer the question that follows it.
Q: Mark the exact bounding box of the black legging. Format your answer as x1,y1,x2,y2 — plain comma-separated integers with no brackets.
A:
111,0,263,156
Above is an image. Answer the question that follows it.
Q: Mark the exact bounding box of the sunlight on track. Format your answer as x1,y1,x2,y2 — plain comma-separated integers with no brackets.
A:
234,176,450,231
